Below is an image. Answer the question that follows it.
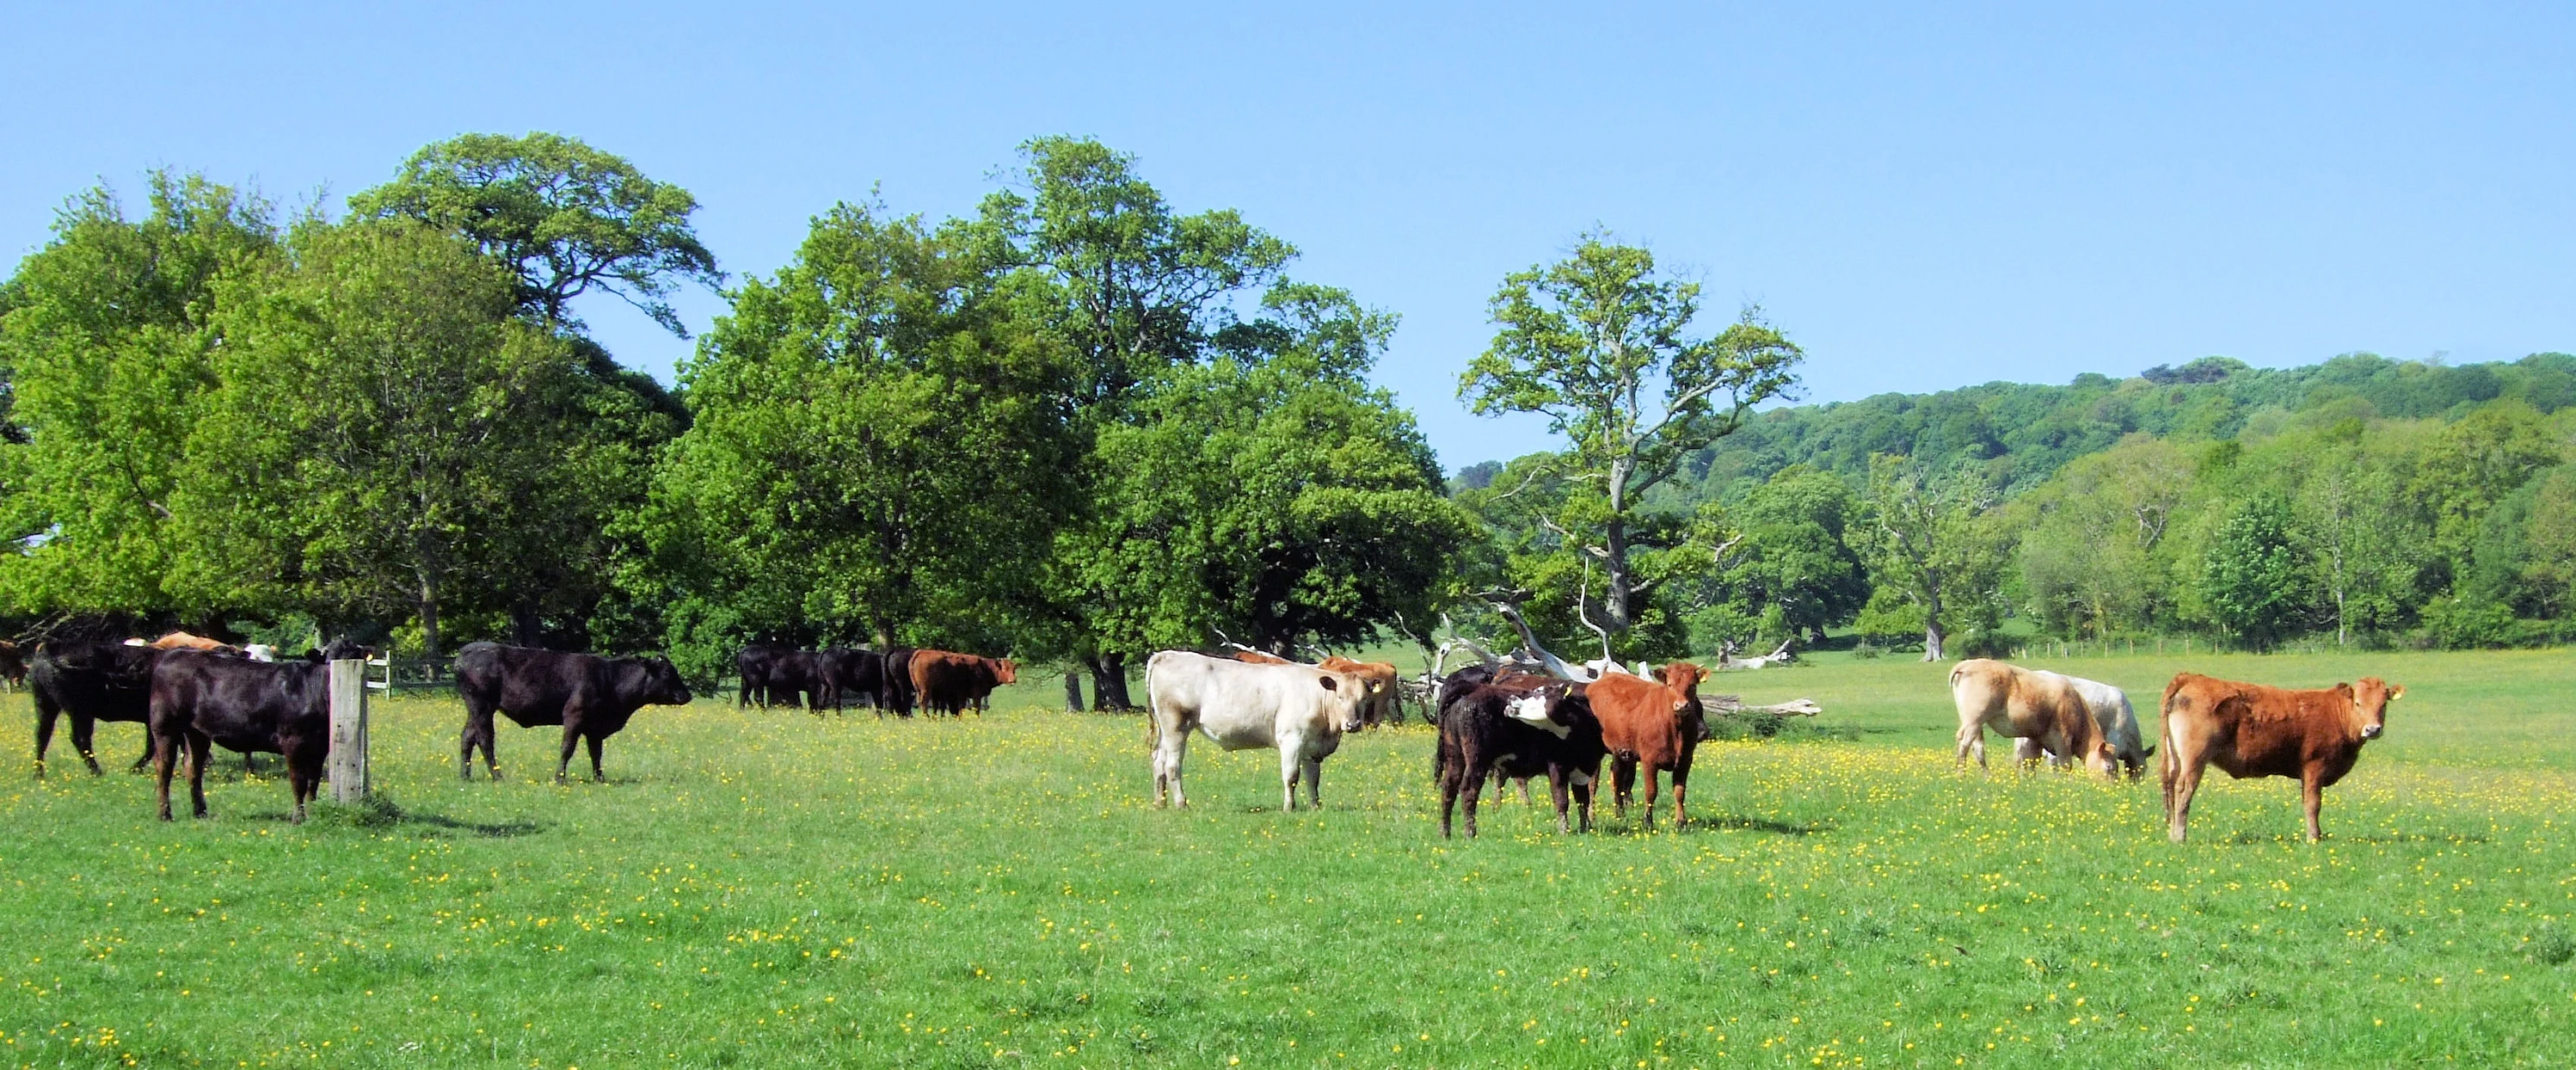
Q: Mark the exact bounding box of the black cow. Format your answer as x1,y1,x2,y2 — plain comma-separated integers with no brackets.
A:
1433,679,1605,837
456,643,692,783
147,650,331,823
32,641,162,776
735,644,786,708
824,648,886,714
881,647,917,717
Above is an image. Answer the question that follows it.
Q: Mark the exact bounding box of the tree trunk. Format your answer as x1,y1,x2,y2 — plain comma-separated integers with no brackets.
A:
1921,620,1945,662
418,577,443,680
1063,671,1084,713
509,605,541,648
1086,652,1135,712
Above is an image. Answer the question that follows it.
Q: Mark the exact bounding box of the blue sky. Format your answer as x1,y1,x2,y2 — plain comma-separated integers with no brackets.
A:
6,2,2571,471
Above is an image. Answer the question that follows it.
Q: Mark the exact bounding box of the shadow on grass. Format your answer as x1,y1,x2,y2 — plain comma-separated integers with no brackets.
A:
255,796,548,837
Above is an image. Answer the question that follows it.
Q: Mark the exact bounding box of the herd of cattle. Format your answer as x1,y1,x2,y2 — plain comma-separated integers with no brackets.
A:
19,631,2404,844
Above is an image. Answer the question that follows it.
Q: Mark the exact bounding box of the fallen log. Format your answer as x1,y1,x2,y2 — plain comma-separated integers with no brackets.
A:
1699,695,1823,717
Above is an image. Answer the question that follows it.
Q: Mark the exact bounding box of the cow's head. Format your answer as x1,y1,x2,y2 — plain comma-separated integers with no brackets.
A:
639,656,694,707
2349,677,2402,740
1503,682,1578,739
1316,671,1366,733
1657,661,1707,703
995,658,1019,685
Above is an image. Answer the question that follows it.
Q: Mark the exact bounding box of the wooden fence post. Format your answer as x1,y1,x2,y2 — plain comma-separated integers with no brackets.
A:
1063,671,1084,713
328,658,371,804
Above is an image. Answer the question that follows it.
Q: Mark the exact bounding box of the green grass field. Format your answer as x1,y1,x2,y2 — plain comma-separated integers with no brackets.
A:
4,647,2573,1067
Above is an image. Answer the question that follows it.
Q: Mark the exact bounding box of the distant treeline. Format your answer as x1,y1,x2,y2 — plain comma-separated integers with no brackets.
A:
1457,353,2576,656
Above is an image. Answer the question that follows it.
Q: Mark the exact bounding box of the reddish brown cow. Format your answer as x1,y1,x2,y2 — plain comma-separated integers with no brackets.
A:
1318,657,1400,727
145,631,234,652
2160,672,2404,843
1590,662,1708,830
910,650,1018,717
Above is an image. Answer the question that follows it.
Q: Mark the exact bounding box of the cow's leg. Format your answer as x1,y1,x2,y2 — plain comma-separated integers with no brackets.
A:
184,731,210,819
1518,776,1534,806
555,725,581,785
2167,758,2205,843
76,714,107,777
1638,768,1661,832
1302,755,1325,810
1437,741,1461,838
1548,768,1572,834
285,764,310,825
153,731,177,822
1459,755,1487,838
1150,717,1189,809
2013,736,2044,771
1573,768,1596,833
33,700,59,777
586,734,606,783
1670,755,1693,830
458,717,480,781
2301,765,2326,843
1611,757,1637,818
1954,721,1988,771
1278,740,1304,812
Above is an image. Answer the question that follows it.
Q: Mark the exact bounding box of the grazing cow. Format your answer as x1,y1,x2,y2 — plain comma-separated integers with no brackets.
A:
1948,658,2118,777
455,643,693,783
146,650,331,822
31,641,163,775
2160,673,2401,843
1588,663,1708,830
0,639,27,692
2012,674,2154,778
909,650,1016,717
1434,678,1605,836
1145,650,1367,811
1318,656,1401,727
881,647,918,717
1227,647,1294,665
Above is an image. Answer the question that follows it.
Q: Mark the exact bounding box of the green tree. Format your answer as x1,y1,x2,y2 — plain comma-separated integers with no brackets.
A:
348,132,721,336
189,220,623,663
633,202,1073,681
1458,233,1801,646
0,173,279,618
2015,435,2192,638
2293,445,2427,644
2413,400,2561,592
1074,286,1473,656
974,137,1310,701
1707,467,1867,647
1855,453,2003,660
2200,493,2309,650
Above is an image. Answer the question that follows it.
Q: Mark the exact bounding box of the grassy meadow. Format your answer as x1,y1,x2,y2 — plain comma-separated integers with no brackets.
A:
3,647,2574,1067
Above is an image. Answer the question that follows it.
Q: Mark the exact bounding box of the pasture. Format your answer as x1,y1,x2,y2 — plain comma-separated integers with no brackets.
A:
4,648,2573,1067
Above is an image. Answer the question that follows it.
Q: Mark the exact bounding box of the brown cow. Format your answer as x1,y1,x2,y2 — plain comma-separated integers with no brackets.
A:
1318,657,1400,727
1590,663,1707,830
145,631,235,652
1948,658,2118,776
910,650,1017,717
2160,673,2402,843
1228,649,1292,665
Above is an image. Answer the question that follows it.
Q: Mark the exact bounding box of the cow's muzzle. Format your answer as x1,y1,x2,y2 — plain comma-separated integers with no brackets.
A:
2361,724,2383,740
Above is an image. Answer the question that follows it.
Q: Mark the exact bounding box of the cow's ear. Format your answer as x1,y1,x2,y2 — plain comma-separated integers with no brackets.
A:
1317,675,1338,692
2389,685,2405,700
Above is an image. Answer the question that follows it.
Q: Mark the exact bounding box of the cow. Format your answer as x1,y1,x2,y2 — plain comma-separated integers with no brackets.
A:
1144,650,1367,811
31,641,163,776
1434,678,1605,836
1230,650,1394,727
1948,658,2119,777
146,631,234,652
735,644,785,708
910,650,1016,717
2160,673,2401,843
2012,674,2155,778
1579,663,1710,830
1318,656,1401,728
824,648,887,714
881,647,918,717
146,650,331,822
455,643,693,783
0,639,27,692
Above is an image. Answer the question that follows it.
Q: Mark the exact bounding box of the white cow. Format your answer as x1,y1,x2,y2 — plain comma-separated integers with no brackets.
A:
1146,650,1368,811
2012,672,2154,778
